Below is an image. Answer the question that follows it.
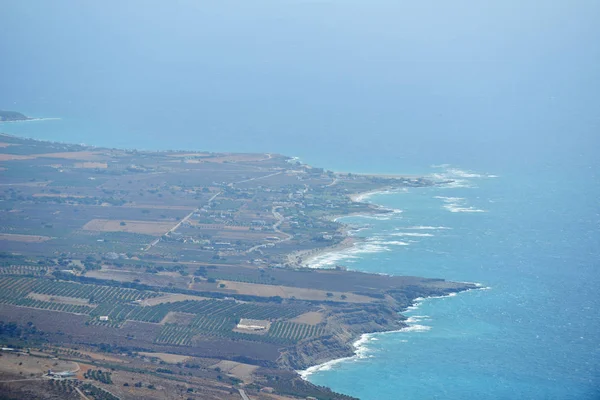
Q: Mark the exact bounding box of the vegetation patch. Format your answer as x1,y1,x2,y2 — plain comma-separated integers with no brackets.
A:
82,219,176,236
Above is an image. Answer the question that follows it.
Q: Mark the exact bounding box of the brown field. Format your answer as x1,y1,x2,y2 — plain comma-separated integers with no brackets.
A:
169,153,269,163
141,293,208,306
33,193,87,198
216,231,285,241
217,281,374,303
289,311,324,325
0,153,33,161
0,352,78,376
210,154,270,163
34,151,103,160
157,271,182,278
27,293,91,306
137,352,191,364
82,219,175,235
0,151,103,162
191,223,250,231
76,362,93,380
75,350,128,364
74,161,108,168
167,152,212,158
210,360,258,383
85,268,191,290
0,233,52,242
123,204,196,210
0,181,50,187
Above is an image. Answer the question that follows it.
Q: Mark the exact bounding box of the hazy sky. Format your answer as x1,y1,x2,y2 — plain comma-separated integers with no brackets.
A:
1,1,598,168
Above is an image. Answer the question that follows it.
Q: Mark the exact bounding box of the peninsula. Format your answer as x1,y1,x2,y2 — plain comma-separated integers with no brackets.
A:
0,132,475,400
0,110,32,122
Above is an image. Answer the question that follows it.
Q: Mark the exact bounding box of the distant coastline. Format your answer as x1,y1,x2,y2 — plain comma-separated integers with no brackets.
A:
0,127,480,400
298,285,490,382
0,117,61,123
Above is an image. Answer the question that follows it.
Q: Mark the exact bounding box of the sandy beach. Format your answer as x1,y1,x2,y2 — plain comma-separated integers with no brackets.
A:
287,236,358,268
288,187,404,268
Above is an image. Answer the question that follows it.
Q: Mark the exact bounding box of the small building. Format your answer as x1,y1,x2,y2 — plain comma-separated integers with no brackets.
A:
47,370,75,379
236,319,270,331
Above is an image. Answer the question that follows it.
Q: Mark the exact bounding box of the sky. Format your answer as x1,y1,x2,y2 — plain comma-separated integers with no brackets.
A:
1,1,599,170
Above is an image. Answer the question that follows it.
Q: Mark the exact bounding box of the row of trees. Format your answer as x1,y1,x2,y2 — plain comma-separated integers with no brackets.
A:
84,369,113,384
268,321,325,342
0,265,48,276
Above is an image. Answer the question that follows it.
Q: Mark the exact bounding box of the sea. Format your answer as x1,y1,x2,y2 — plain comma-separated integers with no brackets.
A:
1,1,599,399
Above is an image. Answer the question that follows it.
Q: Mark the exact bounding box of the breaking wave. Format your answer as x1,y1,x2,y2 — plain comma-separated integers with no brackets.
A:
434,196,486,213
430,165,498,189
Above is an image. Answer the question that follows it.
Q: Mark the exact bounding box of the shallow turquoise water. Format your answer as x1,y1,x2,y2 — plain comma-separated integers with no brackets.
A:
303,170,600,399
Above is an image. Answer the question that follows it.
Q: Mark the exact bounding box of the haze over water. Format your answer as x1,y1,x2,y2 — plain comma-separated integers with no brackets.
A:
2,1,599,398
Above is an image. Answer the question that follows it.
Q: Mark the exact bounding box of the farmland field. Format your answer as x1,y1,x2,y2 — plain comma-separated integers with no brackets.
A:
0,233,52,242
219,280,374,303
82,219,175,235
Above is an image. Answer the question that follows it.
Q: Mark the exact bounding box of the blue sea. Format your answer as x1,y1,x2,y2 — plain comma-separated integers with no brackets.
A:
300,166,600,400
1,1,599,399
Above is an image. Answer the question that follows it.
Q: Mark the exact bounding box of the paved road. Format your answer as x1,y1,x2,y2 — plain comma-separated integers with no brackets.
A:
144,191,222,251
144,169,283,251
74,386,92,400
247,206,292,253
326,177,338,187
234,171,282,184
238,389,250,400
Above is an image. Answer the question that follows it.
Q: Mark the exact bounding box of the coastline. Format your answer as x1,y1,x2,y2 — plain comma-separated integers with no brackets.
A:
293,187,486,383
348,187,397,203
1,129,482,398
298,285,489,381
295,187,407,269
0,117,61,124
286,236,358,268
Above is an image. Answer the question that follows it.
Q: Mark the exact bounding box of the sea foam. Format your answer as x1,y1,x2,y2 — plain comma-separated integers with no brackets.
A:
307,240,392,269
298,332,374,379
434,196,486,213
402,226,452,230
391,232,435,237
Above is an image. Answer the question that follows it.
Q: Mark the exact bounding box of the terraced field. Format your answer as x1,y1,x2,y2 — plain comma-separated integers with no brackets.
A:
0,275,327,345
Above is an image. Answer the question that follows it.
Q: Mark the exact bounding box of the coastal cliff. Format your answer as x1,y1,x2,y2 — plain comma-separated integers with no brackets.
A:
280,280,478,371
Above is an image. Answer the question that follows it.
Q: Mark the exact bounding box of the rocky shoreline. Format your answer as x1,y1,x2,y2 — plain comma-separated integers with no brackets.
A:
282,187,479,375
283,279,478,372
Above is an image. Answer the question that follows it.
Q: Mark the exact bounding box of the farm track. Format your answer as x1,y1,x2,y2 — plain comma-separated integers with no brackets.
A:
247,205,292,253
144,191,222,251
